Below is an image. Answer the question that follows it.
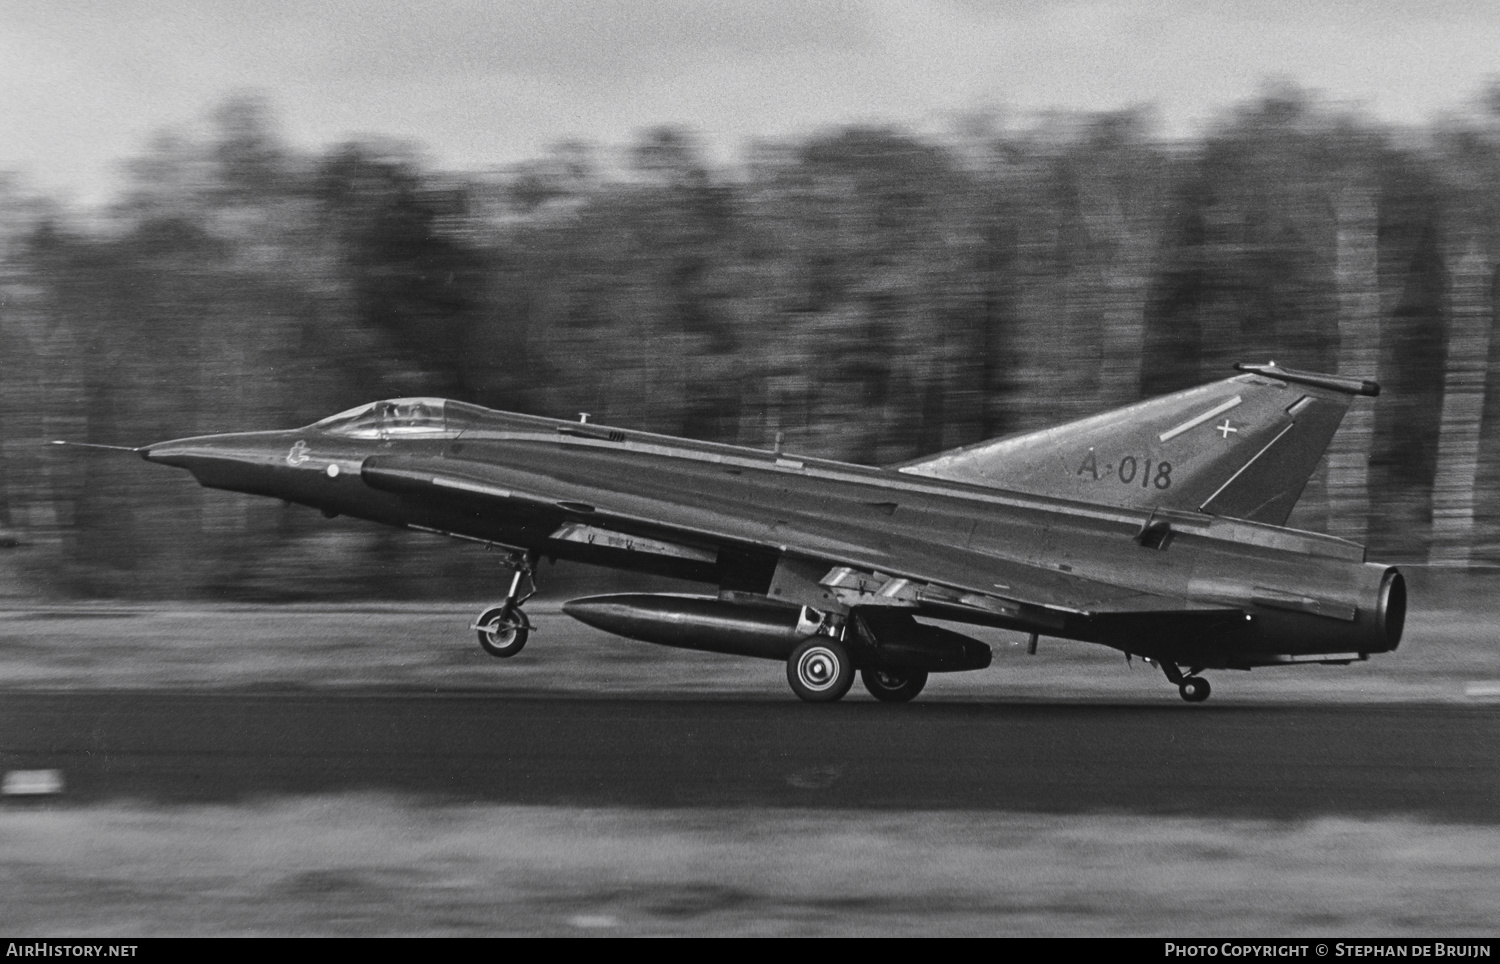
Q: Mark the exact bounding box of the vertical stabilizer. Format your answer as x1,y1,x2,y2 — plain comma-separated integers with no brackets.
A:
895,364,1377,526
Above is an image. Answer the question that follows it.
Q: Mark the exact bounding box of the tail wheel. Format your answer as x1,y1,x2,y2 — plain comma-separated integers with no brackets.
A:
787,638,855,703
1179,676,1211,703
861,667,929,703
476,604,530,658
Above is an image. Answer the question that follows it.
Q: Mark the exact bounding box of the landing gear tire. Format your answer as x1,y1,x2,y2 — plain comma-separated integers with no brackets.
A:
473,549,538,658
787,638,855,703
1179,676,1211,703
475,604,530,658
861,667,929,703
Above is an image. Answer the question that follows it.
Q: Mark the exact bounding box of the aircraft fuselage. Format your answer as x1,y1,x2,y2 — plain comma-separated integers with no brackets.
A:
141,402,1404,674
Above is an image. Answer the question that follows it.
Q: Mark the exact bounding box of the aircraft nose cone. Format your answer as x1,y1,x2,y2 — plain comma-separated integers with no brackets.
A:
141,441,197,468
139,433,289,490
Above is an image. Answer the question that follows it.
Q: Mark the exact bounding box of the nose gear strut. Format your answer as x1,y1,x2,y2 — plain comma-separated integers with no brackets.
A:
472,549,538,658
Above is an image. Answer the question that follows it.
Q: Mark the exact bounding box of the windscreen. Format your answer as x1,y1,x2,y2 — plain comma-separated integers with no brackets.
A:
311,398,450,438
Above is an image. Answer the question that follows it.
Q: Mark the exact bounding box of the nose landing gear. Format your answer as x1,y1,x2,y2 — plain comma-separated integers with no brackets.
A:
472,551,537,658
474,603,530,657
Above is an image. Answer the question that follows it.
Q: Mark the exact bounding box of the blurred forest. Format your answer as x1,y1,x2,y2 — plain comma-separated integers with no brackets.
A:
3,86,1500,600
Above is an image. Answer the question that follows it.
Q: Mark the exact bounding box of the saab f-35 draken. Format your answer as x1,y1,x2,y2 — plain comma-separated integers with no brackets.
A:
57,363,1405,703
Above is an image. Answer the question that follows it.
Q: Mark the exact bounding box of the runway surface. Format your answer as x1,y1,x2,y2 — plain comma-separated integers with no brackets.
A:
1,691,1495,820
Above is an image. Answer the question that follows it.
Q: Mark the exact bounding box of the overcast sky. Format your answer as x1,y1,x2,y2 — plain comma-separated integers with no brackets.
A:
2,0,1497,205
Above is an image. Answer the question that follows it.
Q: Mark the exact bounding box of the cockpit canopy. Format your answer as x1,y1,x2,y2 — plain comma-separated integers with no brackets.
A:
311,398,454,438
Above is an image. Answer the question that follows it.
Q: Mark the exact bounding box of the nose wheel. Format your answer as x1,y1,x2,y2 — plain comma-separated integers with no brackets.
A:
474,604,530,657
471,550,537,658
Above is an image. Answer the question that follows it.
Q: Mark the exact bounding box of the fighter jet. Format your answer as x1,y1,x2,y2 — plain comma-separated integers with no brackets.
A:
57,362,1405,703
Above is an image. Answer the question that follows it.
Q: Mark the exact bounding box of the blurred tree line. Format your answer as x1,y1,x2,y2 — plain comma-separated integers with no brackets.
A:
2,86,1499,600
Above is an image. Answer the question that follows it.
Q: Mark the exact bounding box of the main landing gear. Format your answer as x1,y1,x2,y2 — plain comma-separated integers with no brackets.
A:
1155,659,1212,703
860,667,929,703
787,637,855,702
784,640,931,704
783,609,931,704
472,551,537,658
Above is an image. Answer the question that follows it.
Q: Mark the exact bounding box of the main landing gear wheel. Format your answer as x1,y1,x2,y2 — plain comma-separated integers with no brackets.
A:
1178,676,1211,703
860,667,929,703
787,638,855,703
475,604,530,658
